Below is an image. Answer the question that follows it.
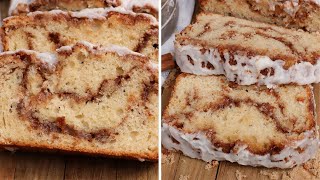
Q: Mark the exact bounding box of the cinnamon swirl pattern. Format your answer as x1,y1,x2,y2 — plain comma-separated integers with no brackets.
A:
162,74,318,168
0,42,158,161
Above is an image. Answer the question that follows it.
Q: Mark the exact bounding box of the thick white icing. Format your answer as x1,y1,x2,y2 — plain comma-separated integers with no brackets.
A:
175,43,320,88
162,123,319,169
9,0,159,16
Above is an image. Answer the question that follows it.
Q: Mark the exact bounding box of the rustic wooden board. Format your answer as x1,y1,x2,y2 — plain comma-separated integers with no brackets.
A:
0,1,158,180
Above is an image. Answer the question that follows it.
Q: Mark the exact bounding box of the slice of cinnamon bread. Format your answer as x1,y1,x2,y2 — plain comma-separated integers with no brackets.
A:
0,42,158,161
199,0,320,32
175,13,320,87
1,8,158,62
9,0,158,18
162,73,318,168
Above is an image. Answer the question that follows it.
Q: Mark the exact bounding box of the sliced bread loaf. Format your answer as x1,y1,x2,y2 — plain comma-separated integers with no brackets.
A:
0,42,158,161
175,13,320,87
1,7,158,62
162,73,318,168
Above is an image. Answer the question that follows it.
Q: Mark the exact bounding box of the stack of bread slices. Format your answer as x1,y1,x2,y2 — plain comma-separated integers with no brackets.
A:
0,0,159,161
162,1,320,168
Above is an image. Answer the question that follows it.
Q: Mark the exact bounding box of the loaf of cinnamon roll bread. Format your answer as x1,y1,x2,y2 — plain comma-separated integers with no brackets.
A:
0,42,158,161
175,13,320,87
1,8,159,62
162,73,318,168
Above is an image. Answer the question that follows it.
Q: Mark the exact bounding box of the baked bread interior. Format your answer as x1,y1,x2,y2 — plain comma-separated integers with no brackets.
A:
162,73,318,168
1,8,159,62
0,42,158,161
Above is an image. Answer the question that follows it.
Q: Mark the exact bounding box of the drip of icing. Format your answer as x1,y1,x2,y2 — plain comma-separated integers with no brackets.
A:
36,52,57,68
120,0,159,11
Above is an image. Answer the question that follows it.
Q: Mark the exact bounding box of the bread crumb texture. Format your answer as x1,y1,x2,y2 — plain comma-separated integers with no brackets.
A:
0,43,158,160
236,170,247,180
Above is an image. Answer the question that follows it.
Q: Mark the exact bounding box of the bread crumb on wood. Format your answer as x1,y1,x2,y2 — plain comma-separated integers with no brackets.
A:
205,161,219,170
236,170,247,180
179,175,190,180
302,153,320,178
162,153,175,165
259,152,320,180
259,171,282,180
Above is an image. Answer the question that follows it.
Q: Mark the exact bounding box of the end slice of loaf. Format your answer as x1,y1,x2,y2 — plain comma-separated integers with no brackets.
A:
175,13,320,87
0,42,158,161
9,0,158,18
1,7,158,62
162,73,318,168
199,0,320,32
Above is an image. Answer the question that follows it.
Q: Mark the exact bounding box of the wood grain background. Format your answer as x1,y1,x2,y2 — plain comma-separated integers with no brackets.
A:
0,1,158,180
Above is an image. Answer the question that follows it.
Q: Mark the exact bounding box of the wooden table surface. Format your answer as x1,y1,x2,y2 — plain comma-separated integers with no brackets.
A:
0,1,158,180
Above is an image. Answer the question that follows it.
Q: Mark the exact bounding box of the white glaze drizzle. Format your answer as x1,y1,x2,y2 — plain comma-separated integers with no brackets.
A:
175,43,320,88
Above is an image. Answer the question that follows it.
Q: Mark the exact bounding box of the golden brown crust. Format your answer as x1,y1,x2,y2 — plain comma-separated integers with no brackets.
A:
0,143,158,161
